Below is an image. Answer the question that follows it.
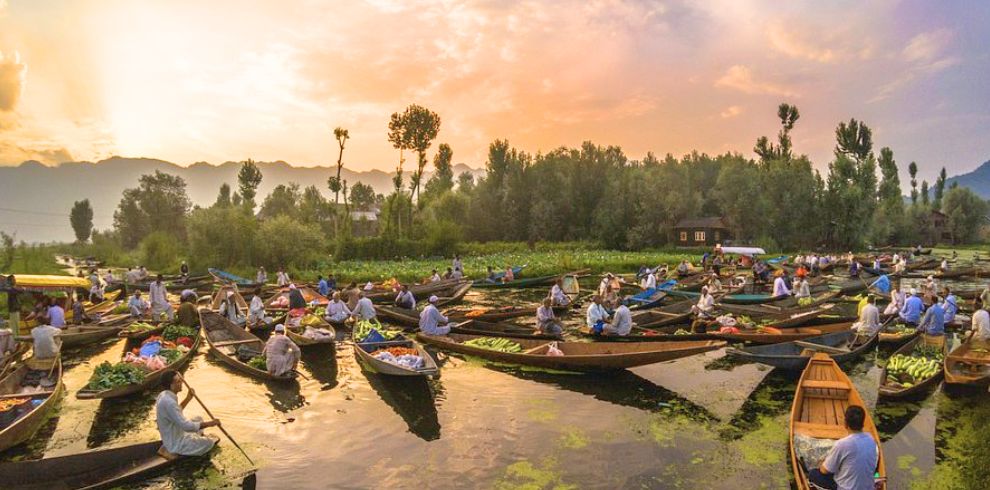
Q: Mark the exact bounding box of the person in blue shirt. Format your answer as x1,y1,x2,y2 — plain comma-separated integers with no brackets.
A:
918,296,945,336
317,275,329,297
942,287,960,325
326,274,336,293
899,288,924,325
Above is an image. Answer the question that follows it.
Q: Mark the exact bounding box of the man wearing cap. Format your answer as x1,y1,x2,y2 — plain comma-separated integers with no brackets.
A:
899,288,924,325
772,270,791,298
129,290,149,319
351,291,377,321
263,324,300,377
419,296,450,335
917,296,946,337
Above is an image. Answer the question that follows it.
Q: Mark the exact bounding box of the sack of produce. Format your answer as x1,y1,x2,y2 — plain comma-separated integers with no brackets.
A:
546,342,564,357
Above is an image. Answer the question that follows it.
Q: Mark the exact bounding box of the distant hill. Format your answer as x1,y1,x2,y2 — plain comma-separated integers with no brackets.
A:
944,160,990,199
0,158,482,243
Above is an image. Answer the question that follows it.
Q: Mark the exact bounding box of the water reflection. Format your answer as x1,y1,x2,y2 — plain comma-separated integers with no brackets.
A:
363,374,442,441
0,413,60,461
265,380,304,413
87,394,156,447
719,369,797,440
299,347,339,389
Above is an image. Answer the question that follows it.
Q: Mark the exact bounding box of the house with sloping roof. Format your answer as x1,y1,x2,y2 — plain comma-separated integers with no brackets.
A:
674,217,731,247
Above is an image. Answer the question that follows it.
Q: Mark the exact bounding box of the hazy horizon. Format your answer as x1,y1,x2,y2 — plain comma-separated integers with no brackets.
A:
1,1,988,182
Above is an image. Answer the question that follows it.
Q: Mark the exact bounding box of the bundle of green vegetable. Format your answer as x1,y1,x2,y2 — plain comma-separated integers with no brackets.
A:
86,362,147,390
247,356,268,370
124,322,157,333
353,319,402,342
112,303,130,314
884,323,914,335
463,337,522,353
158,349,183,364
674,329,691,336
313,306,326,318
162,324,197,342
886,347,944,388
797,297,814,307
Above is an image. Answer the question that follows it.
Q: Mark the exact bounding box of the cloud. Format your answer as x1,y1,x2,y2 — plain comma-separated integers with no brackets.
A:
720,105,743,119
768,25,837,63
903,29,953,63
870,29,959,102
0,50,27,111
0,140,73,165
714,65,798,97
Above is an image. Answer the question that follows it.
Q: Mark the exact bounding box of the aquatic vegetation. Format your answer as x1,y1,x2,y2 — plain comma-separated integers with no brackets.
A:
494,458,576,490
558,426,589,450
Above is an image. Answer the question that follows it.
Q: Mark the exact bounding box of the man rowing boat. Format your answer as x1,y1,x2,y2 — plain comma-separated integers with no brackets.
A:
156,371,220,459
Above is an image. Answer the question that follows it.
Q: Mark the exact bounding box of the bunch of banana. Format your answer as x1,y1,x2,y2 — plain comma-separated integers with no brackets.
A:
887,353,941,387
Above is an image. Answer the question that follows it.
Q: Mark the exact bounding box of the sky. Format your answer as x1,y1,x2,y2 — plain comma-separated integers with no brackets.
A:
0,0,988,182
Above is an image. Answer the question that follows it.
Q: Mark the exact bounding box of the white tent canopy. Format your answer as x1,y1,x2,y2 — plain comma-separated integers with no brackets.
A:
720,246,766,257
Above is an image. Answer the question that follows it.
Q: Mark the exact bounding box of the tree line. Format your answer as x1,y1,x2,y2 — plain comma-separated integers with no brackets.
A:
64,102,988,273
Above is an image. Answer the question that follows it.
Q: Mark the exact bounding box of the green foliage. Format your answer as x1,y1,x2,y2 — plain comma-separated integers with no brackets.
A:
113,171,191,248
0,232,14,271
349,182,379,212
186,205,258,270
934,167,947,210
423,142,454,201
139,231,182,271
162,324,197,342
389,104,441,202
873,147,905,245
255,215,324,270
331,127,349,203
942,186,989,244
215,183,232,208
70,199,94,243
86,361,147,390
258,183,301,220
237,159,263,211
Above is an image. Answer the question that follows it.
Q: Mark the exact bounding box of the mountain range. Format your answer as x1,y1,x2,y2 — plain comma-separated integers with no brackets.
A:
0,157,482,243
944,160,990,199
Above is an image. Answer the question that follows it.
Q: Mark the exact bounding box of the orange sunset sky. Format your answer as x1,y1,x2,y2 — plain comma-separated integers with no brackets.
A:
0,0,988,181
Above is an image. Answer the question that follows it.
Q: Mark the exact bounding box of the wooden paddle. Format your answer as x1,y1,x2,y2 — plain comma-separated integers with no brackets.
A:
181,378,255,466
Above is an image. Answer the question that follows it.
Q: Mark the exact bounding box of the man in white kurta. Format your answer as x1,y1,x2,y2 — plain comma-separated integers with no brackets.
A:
549,281,570,306
149,275,175,322
218,292,245,327
155,372,219,457
852,296,881,336
248,295,272,327
325,293,351,323
31,324,62,359
419,296,451,335
692,287,715,318
971,308,990,342
129,291,149,318
884,288,905,316
256,267,267,284
351,293,377,321
605,304,633,336
264,325,301,376
586,296,610,334
772,273,791,297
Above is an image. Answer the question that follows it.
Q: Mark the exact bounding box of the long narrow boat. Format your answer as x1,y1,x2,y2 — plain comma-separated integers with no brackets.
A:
579,323,718,342
446,302,571,323
364,278,467,303
943,337,990,386
935,267,982,279
200,310,295,382
19,290,122,330
472,269,588,289
451,319,561,340
623,288,668,310
716,322,854,345
118,322,167,342
416,332,725,372
38,325,123,349
76,332,202,400
375,285,478,327
878,334,946,398
631,300,694,329
878,323,920,346
209,285,249,311
208,267,264,288
0,343,29,377
285,315,336,348
0,357,63,452
0,440,196,489
715,291,841,319
790,353,885,490
726,330,879,370
264,286,329,310
353,337,439,377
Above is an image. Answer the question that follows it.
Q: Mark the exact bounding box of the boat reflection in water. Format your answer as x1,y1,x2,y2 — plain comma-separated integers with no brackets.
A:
363,373,443,441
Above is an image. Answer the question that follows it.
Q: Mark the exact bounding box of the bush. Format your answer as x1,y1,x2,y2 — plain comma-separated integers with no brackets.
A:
139,231,182,271
186,206,258,270
334,236,425,260
256,215,325,270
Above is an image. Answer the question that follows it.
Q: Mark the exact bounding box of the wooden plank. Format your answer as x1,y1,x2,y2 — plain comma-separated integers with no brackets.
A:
802,380,850,390
211,339,260,348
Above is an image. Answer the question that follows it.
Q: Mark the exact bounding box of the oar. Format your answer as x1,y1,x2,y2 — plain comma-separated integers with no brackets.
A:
181,378,255,466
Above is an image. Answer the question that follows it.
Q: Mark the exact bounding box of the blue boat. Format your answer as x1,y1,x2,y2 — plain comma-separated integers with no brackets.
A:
208,268,262,287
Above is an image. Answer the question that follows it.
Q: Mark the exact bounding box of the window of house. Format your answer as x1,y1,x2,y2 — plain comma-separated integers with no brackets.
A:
679,231,688,242
694,231,706,242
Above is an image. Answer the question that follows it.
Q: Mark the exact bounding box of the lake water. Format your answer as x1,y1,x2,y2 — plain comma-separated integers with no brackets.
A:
2,280,988,489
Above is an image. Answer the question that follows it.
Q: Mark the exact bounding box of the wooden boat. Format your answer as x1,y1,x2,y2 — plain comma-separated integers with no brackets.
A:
0,357,63,452
726,330,879,370
353,336,439,377
118,322,166,342
375,285,478,327
878,334,946,398
285,315,336,348
631,300,694,329
446,303,570,323
108,277,213,292
19,290,122,330
76,332,201,400
364,278,467,303
416,332,725,372
716,322,854,345
790,353,885,490
624,288,668,310
944,337,990,386
0,343,29,377
48,325,124,349
878,323,919,346
0,440,197,489
209,285,249,311
579,322,718,342
451,319,561,340
208,267,264,288
200,310,295,382
472,269,588,289
715,291,841,318
264,286,329,310
935,267,981,279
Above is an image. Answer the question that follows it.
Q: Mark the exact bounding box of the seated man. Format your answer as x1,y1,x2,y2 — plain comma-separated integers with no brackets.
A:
917,297,945,337
31,322,62,359
851,295,881,336
807,405,879,490
419,296,450,335
155,371,220,458
129,291,150,319
536,298,563,336
176,295,200,329
604,303,633,336
394,285,416,310
549,279,570,307
585,295,610,335
898,289,923,326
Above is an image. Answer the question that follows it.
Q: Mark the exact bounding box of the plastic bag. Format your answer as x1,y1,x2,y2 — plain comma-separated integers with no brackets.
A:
138,340,162,358
546,341,564,356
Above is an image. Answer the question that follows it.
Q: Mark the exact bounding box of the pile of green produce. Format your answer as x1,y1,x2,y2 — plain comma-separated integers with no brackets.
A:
112,303,130,314
463,337,522,353
86,362,147,390
162,324,197,342
159,349,183,364
797,297,814,307
884,323,914,335
674,329,691,336
886,345,945,388
313,306,326,318
248,356,268,370
124,322,157,333
353,319,402,342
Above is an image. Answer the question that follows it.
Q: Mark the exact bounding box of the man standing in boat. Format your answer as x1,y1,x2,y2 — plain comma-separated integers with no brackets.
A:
149,274,175,322
808,405,879,490
156,371,220,458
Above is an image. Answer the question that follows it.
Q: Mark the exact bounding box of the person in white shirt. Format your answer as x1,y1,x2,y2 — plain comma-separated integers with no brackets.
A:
707,273,723,294
598,274,613,297
971,308,990,342
852,295,881,336
604,304,633,336
248,295,272,327
31,323,62,359
430,270,441,282
586,295,610,335
691,286,715,318
419,296,450,335
549,279,570,306
772,271,791,297
451,268,464,280
793,277,811,299
452,255,463,274
536,298,562,336
884,287,906,316
149,274,175,322
129,291,149,318
155,371,220,458
644,271,657,290
276,268,290,287
394,285,416,309
217,291,245,327
351,292,377,321
324,292,351,323
256,267,267,284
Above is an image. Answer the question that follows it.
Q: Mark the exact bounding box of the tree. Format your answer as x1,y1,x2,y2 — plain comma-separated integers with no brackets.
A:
834,119,873,161
258,183,301,220
387,112,411,192
754,102,800,163
942,186,989,243
349,182,379,211
457,171,475,194
934,167,947,210
873,147,905,245
186,205,258,269
0,232,14,271
238,159,263,212
69,199,94,243
215,183,232,208
920,180,930,206
113,171,192,248
389,104,441,202
909,161,919,205
423,143,454,200
329,127,349,204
